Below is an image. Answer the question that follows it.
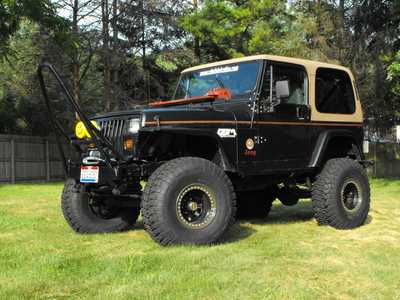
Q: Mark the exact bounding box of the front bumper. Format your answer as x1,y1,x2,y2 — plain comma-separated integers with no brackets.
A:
67,163,119,185
67,159,161,186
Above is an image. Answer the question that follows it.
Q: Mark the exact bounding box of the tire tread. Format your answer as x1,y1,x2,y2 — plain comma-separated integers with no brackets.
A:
141,157,236,246
312,158,370,229
61,178,139,233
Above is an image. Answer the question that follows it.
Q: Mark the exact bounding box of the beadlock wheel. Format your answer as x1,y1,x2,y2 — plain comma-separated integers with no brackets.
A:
176,184,217,229
141,157,236,246
312,158,370,229
341,179,363,213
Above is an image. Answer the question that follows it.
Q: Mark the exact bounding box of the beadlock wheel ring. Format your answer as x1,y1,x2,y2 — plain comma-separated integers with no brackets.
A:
176,184,217,229
341,179,363,213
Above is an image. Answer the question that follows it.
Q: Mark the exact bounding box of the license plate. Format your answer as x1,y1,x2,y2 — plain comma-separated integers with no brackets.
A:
80,166,99,183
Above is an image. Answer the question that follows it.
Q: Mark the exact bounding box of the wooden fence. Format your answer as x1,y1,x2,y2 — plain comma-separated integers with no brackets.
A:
0,134,75,183
0,134,399,183
366,142,400,178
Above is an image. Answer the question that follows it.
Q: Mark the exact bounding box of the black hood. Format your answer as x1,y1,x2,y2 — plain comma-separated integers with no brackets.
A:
92,104,237,124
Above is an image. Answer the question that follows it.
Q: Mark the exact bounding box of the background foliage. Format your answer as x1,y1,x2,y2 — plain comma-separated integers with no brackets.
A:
0,0,399,136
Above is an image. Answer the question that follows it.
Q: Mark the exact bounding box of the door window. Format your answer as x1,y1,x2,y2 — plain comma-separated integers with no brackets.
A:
259,63,308,113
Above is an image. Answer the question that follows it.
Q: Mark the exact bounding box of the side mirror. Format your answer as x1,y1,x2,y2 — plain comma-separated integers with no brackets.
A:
276,80,290,98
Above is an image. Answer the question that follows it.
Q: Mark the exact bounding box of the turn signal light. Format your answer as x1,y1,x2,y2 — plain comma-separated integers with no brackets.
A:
124,137,135,151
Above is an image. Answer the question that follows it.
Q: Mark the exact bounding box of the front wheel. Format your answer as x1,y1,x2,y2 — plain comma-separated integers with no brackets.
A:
61,179,140,233
312,158,370,229
141,157,236,246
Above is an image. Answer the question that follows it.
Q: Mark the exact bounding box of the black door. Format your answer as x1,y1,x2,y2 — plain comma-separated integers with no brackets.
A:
254,61,311,171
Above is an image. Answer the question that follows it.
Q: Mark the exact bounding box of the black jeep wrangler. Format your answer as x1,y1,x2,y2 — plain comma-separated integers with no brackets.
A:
38,55,371,246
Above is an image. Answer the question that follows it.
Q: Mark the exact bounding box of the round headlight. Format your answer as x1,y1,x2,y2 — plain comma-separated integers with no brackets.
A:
75,120,99,139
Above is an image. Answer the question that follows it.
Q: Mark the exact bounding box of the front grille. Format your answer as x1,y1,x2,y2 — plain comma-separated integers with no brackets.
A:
97,118,128,154
96,117,139,155
98,119,127,140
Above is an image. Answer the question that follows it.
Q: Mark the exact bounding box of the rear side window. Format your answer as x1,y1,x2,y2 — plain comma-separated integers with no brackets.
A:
316,68,355,114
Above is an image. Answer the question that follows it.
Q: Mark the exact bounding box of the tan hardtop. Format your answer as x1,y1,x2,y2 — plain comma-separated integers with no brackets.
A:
182,54,362,123
182,54,351,75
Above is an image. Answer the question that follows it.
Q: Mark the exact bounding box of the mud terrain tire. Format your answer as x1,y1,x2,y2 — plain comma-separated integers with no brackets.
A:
141,157,236,246
61,178,140,233
312,158,370,229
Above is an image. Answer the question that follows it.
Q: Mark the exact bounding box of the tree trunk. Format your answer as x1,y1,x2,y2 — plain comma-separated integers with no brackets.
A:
193,0,201,62
338,0,346,63
111,0,119,110
72,0,80,108
102,0,112,110
315,0,321,34
72,63,80,106
140,0,148,102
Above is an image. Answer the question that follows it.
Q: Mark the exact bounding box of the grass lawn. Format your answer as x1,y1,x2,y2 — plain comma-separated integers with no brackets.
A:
0,179,399,299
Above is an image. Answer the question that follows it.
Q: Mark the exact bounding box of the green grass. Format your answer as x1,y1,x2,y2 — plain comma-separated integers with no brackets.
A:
0,179,400,299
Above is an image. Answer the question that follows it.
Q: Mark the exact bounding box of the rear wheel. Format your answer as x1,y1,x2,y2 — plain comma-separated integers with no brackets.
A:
141,157,236,246
312,158,370,229
61,178,140,233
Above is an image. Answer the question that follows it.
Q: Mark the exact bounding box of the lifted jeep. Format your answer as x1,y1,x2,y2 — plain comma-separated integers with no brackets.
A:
38,55,371,246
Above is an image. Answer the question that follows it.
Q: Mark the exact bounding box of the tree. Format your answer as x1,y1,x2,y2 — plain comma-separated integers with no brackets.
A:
293,0,400,132
0,0,64,58
193,0,201,61
110,0,190,104
0,21,49,134
54,0,101,104
181,0,321,61
351,0,400,130
388,51,400,97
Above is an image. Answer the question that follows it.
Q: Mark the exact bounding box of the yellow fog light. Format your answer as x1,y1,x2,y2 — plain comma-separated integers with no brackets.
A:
75,120,99,139
123,137,135,151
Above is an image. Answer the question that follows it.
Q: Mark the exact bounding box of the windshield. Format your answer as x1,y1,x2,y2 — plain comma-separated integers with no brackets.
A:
174,61,261,100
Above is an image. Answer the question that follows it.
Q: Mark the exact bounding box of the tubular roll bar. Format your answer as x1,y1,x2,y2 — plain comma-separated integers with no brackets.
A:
37,63,123,175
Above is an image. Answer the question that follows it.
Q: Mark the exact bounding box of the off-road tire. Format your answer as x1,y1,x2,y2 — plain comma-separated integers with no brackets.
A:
61,178,140,233
236,190,275,219
141,157,236,246
312,158,370,229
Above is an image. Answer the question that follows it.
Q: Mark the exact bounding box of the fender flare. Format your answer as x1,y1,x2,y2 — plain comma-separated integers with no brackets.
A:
139,127,237,172
309,129,363,168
